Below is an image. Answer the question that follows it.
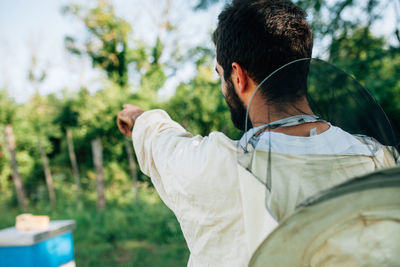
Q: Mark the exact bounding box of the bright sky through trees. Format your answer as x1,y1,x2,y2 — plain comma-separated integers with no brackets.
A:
0,0,222,102
0,0,397,103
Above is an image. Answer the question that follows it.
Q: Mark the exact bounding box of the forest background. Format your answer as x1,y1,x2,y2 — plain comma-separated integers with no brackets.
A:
1,0,400,266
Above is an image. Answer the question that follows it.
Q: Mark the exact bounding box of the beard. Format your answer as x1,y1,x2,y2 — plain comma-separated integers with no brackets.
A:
224,78,252,131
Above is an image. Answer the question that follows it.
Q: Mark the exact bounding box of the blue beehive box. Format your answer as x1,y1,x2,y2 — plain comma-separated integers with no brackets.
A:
0,220,76,267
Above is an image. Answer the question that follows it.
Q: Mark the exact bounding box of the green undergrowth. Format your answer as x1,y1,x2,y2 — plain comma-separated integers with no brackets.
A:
0,184,189,267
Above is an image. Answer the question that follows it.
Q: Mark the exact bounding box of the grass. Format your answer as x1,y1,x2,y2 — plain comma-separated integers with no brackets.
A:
0,184,190,267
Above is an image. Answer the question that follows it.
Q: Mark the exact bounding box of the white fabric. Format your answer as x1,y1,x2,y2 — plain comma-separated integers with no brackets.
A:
132,110,249,267
132,109,393,267
256,125,375,155
238,148,381,255
310,219,400,267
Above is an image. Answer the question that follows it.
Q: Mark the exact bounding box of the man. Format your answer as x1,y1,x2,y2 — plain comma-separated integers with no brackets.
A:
117,0,395,266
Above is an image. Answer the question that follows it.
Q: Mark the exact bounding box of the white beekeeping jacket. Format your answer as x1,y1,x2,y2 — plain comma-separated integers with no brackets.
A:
132,110,250,267
132,109,396,267
238,146,396,255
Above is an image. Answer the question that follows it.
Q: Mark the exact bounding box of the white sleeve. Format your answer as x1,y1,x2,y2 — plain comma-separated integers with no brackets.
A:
132,109,238,209
132,109,249,266
131,109,190,208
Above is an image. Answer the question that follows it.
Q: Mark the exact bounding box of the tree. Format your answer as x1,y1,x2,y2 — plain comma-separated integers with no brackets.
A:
63,0,135,207
124,136,139,201
194,0,227,10
54,95,83,209
75,84,130,208
164,47,240,139
194,0,400,50
295,0,400,48
91,137,106,210
63,0,172,200
0,90,28,211
193,0,400,132
27,56,57,207
328,27,400,131
63,0,132,88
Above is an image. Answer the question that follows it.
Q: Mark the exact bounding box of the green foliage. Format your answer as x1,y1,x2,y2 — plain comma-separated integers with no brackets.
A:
164,47,240,139
64,0,132,87
328,27,400,130
196,0,399,50
194,0,228,10
294,0,397,46
1,1,400,266
0,90,17,125
0,185,189,267
193,0,400,131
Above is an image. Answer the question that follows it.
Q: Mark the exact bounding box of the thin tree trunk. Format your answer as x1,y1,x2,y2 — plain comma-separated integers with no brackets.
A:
4,125,27,211
91,137,105,210
66,129,82,209
38,140,56,207
124,136,139,201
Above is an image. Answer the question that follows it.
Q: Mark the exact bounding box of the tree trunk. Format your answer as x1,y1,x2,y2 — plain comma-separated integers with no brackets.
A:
66,129,82,209
4,125,27,211
38,140,56,207
91,137,105,210
124,136,139,201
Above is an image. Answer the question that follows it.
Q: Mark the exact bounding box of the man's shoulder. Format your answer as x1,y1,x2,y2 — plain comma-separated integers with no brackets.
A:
204,131,238,151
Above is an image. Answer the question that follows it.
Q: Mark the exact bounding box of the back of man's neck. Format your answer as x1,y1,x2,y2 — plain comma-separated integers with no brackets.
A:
249,97,330,137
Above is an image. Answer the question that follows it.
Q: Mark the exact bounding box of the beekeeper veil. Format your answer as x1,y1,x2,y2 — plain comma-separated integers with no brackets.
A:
237,58,400,222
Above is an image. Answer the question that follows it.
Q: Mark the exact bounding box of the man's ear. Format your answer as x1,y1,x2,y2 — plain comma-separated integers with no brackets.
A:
231,62,248,93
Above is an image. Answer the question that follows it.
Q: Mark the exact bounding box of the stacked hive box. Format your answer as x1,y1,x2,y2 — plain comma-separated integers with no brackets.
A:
0,220,76,267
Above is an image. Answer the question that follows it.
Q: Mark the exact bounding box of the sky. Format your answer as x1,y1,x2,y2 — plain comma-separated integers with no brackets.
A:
0,0,398,103
0,0,100,102
0,0,222,102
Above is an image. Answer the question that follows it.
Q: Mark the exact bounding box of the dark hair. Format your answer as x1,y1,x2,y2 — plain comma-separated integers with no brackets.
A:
213,0,313,102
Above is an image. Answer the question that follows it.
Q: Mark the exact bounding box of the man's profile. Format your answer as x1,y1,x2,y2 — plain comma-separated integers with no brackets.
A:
117,0,397,266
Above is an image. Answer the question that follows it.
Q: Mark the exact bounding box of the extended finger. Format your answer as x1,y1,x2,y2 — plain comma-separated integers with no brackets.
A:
118,120,132,136
117,114,131,135
117,117,126,133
